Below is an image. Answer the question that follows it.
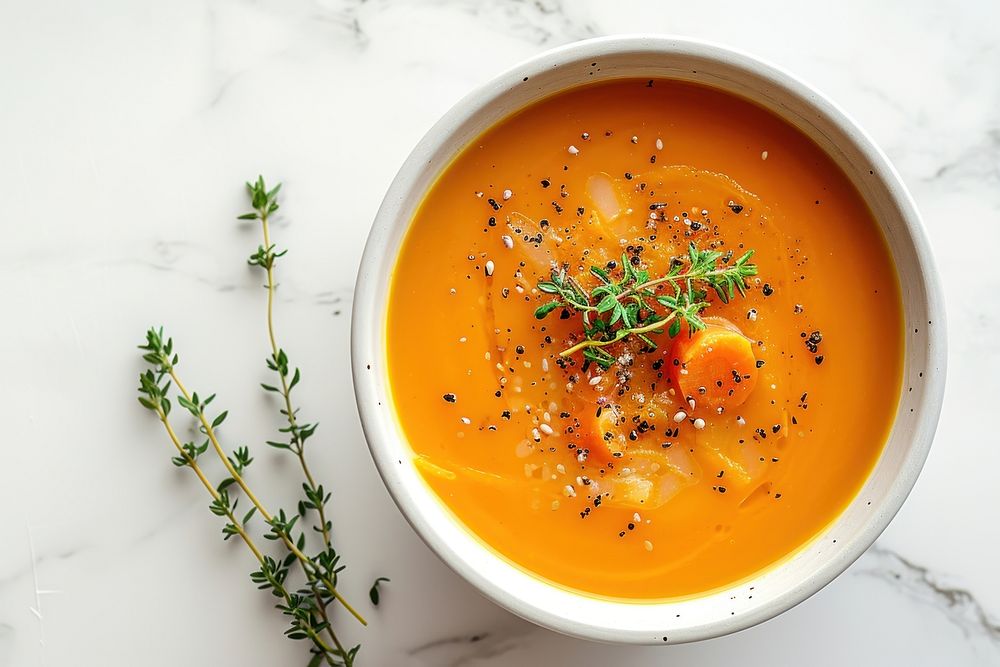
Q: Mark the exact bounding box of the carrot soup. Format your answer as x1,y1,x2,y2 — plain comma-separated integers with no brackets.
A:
386,79,903,599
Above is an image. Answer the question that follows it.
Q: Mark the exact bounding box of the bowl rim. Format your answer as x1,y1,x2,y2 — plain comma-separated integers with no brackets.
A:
351,34,947,644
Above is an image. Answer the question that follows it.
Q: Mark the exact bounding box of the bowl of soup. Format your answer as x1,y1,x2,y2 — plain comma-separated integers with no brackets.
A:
352,36,946,643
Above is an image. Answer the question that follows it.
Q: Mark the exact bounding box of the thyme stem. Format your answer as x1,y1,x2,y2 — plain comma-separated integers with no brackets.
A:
153,403,342,660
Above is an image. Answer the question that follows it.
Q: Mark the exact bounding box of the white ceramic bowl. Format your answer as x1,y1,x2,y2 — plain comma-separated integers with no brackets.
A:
352,36,946,644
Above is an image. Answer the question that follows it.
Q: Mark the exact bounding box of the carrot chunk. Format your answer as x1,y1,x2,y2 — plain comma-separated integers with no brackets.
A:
670,321,758,409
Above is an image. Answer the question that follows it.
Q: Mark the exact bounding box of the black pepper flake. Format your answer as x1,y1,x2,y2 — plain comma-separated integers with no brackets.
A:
501,410,511,420
804,330,823,352
729,203,744,214
487,198,501,211
772,424,781,434
815,355,825,365
442,393,456,403
540,179,550,188
762,283,774,296
755,359,765,368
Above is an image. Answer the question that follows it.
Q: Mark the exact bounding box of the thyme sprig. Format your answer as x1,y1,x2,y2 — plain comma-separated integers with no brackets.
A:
137,178,383,667
534,242,757,369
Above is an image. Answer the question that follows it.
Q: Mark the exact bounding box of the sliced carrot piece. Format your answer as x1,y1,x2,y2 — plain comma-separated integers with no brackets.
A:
579,404,627,463
669,321,758,409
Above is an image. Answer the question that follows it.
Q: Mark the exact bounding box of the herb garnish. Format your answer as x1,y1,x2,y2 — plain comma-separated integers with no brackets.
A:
534,242,758,369
137,177,383,667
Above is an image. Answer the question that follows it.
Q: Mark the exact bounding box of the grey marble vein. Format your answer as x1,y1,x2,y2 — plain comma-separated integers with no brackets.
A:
858,545,1000,642
407,624,536,667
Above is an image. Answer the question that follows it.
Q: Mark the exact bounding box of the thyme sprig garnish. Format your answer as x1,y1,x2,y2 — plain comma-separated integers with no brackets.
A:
137,178,383,667
534,242,757,369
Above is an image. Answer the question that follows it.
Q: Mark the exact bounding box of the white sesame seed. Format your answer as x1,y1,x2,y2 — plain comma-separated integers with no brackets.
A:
502,189,513,201
475,191,484,198
539,423,554,435
633,512,641,522
458,336,467,343
701,209,709,216
688,398,696,410
655,138,664,150
501,234,514,249
543,411,551,422
693,418,706,430
644,540,654,552
563,485,577,498
532,428,541,442
568,145,579,155
541,358,549,372
771,384,777,390
630,135,638,144
460,417,471,425
747,308,758,322
449,288,456,295
673,410,687,422
484,260,495,277
589,375,603,386
556,463,566,474
737,416,746,425
761,150,769,160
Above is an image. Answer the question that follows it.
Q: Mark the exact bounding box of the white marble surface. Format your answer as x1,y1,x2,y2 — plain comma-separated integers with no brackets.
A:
1,1,999,665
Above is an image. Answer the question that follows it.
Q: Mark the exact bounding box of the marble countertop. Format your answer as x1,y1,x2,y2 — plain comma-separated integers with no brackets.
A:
2,1,999,665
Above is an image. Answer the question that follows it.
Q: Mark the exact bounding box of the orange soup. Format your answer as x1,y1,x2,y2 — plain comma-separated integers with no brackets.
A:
387,79,903,599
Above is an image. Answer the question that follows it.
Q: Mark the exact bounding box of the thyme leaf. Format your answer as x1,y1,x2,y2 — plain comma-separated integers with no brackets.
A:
535,242,758,369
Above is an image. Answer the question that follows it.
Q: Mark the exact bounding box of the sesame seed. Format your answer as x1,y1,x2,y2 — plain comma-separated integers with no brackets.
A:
541,358,549,372
568,145,579,155
644,540,654,552
693,418,706,430
747,308,758,321
589,375,603,386
531,428,541,442
502,189,513,200
460,417,471,425
563,485,577,498
501,234,514,249
761,150,769,160
475,191,484,198
655,138,663,150
539,423,554,435
688,398,696,410
485,260,495,276
736,416,746,425
673,410,687,422
551,500,560,510
630,135,638,144
543,411,551,422
633,512,641,522
458,336,467,343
